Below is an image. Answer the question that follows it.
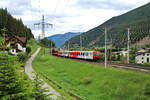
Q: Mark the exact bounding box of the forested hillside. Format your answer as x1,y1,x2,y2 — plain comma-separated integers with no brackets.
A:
0,8,34,40
66,2,150,48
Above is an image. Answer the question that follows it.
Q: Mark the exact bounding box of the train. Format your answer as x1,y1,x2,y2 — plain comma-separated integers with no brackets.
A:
52,50,101,61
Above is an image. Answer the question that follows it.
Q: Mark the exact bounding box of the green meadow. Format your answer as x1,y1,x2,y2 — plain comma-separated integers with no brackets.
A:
32,48,150,100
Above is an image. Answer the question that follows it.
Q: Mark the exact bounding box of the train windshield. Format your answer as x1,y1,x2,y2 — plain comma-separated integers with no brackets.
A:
93,52,100,55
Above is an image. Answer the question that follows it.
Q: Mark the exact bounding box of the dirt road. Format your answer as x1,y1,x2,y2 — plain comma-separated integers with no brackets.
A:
25,48,61,99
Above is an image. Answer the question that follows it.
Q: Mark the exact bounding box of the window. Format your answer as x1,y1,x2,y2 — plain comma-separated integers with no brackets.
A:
147,58,149,62
142,57,144,59
86,53,88,56
94,53,99,55
147,54,149,56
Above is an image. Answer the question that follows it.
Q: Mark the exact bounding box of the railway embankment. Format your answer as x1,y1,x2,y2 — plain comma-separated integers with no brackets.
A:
32,48,150,100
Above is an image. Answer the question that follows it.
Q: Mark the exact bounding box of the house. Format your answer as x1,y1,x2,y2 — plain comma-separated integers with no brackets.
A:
135,49,150,64
120,50,128,56
6,36,27,55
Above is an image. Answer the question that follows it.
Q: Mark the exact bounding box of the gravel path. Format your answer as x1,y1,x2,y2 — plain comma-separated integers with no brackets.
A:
25,47,61,99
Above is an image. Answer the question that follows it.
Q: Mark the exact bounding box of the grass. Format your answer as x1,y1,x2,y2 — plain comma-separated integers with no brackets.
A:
33,48,150,100
34,69,76,100
27,39,39,56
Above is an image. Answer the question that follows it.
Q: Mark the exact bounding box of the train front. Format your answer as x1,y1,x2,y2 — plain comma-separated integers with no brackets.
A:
93,51,100,60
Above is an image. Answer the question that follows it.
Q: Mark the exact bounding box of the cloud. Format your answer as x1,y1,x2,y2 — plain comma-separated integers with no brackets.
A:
76,0,134,11
0,0,150,38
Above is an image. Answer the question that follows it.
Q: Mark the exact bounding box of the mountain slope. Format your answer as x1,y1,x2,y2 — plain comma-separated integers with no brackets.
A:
47,32,82,47
0,8,34,39
66,2,150,48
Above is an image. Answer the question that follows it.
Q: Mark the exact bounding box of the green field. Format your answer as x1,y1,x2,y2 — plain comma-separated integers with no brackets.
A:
32,48,150,100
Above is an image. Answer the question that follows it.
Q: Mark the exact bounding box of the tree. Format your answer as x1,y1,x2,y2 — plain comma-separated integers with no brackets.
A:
0,8,34,39
0,53,30,100
32,74,50,100
130,46,138,63
40,38,55,48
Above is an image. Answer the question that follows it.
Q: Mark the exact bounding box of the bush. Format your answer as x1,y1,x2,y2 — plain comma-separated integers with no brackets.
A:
26,46,31,55
144,82,150,98
100,55,104,61
17,52,28,62
143,63,150,66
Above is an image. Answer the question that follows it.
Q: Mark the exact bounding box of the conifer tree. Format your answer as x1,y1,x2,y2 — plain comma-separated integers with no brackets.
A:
32,74,50,100
0,53,30,100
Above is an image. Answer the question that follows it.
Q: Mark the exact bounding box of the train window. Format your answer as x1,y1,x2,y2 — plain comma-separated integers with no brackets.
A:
94,53,99,55
86,53,88,56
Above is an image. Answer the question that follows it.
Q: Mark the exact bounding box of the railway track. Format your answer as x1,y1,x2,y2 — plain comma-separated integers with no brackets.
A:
108,62,150,73
54,55,150,73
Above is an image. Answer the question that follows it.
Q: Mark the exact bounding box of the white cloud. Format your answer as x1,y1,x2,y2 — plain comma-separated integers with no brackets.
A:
0,0,149,38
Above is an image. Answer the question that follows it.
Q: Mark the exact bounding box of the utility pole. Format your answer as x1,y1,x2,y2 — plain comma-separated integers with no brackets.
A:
38,34,42,41
34,15,52,39
109,38,112,61
34,15,53,56
127,28,130,64
105,27,107,68
68,41,70,51
80,35,82,51
51,41,52,55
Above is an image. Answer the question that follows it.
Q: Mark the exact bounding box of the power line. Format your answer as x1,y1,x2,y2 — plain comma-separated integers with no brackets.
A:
80,35,82,51
53,0,60,14
45,0,70,21
61,0,70,13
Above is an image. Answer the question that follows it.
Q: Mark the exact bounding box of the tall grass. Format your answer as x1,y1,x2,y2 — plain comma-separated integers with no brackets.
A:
33,48,150,100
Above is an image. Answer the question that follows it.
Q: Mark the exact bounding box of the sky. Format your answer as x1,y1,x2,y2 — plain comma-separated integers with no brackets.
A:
0,0,150,38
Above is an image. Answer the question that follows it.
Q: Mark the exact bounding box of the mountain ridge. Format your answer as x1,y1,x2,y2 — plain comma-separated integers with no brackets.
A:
66,2,150,48
47,32,82,47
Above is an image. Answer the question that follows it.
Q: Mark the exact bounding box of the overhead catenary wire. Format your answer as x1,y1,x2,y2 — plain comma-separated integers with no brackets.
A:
45,0,70,21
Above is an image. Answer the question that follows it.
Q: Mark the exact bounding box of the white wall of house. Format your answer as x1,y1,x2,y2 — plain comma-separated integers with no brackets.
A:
7,43,10,47
120,51,128,56
23,48,26,52
17,43,24,51
135,53,150,64
7,42,26,54
9,49,17,55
